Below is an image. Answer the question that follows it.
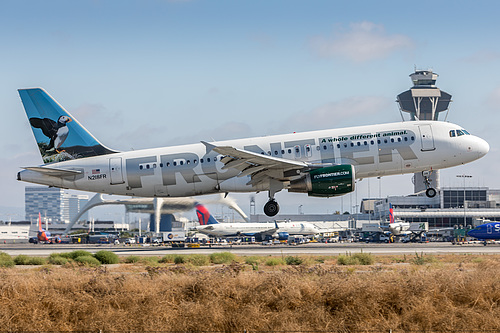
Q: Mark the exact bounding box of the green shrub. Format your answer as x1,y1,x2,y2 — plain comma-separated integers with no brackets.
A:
174,255,185,264
411,252,438,265
14,255,30,265
55,250,92,260
0,252,14,267
186,254,210,266
93,250,119,264
140,256,160,265
337,255,360,265
48,256,69,265
14,256,46,265
159,254,176,263
353,253,374,265
285,256,304,265
74,255,101,267
244,256,261,265
265,257,284,266
124,255,141,263
210,252,236,264
337,253,374,266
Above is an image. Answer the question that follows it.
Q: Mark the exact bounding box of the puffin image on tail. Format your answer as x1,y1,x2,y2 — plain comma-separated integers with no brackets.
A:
29,115,72,153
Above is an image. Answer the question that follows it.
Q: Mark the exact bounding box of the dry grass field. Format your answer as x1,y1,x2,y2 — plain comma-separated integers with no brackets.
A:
1,252,500,332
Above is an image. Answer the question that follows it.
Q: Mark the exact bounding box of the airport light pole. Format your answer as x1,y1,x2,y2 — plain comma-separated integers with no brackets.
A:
456,174,472,227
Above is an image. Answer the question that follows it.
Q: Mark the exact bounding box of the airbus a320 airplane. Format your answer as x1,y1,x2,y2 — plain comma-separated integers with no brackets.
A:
17,88,489,216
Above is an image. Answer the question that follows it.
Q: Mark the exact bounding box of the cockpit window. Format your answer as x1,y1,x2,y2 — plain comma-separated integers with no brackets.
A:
450,129,470,137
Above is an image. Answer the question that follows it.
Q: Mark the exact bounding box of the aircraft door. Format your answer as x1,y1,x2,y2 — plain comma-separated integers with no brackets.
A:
109,157,125,185
487,224,493,235
418,125,435,151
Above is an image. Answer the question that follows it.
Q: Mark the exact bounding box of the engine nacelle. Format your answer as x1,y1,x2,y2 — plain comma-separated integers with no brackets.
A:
288,165,355,197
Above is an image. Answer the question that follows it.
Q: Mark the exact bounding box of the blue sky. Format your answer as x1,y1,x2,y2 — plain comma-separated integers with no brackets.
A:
1,0,500,220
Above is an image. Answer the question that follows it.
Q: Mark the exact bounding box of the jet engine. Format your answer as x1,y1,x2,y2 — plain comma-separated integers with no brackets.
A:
288,165,355,197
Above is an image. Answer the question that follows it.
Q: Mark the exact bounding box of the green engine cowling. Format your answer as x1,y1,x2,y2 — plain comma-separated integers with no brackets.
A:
288,165,355,197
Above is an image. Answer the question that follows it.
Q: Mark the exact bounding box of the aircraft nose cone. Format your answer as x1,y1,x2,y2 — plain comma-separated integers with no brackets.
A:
477,137,490,158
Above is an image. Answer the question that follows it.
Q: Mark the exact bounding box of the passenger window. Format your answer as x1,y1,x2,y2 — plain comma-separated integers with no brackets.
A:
357,142,360,146
274,151,279,155
384,139,388,144
173,162,177,166
200,159,204,163
370,140,374,145
167,162,170,167
146,164,150,169
288,149,292,154
207,158,211,162
364,141,367,145
214,157,217,161
186,160,190,164
411,136,415,141
398,138,401,142
323,145,327,150
449,130,456,137
350,142,354,147
139,165,143,170
153,163,157,168
404,137,408,142
377,139,381,144
160,163,163,168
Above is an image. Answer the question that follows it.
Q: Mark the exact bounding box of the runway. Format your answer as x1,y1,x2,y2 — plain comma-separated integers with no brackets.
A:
2,242,500,257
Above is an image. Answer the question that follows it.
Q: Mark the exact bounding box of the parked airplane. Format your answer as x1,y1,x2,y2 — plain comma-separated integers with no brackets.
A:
467,221,500,245
17,88,489,216
194,203,321,239
387,203,411,236
36,213,61,244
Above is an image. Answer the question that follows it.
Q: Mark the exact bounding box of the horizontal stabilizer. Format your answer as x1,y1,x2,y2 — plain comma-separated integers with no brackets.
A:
22,166,82,177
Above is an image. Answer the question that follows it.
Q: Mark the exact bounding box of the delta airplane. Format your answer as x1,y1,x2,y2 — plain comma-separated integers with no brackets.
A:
17,88,489,216
195,203,325,239
387,203,411,236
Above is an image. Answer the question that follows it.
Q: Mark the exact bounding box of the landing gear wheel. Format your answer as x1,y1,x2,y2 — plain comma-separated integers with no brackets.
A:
264,200,280,217
425,188,437,198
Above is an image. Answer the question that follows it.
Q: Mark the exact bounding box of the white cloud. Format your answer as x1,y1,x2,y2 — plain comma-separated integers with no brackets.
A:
310,22,414,62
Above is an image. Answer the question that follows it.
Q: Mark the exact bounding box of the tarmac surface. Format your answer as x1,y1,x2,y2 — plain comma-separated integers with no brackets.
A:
2,241,500,256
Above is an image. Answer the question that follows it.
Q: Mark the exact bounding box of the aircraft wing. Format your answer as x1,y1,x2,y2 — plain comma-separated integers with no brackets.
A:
22,166,82,177
202,141,311,187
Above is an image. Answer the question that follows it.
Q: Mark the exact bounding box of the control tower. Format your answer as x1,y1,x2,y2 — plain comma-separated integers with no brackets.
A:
396,69,452,193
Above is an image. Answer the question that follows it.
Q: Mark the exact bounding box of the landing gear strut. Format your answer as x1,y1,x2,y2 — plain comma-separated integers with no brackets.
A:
422,171,437,198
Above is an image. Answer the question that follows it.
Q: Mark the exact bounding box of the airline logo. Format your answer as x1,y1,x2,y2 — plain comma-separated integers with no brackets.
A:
389,203,395,224
196,204,210,225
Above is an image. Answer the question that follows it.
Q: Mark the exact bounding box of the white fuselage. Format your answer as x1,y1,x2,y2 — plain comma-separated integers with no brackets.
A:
197,221,321,237
18,121,489,197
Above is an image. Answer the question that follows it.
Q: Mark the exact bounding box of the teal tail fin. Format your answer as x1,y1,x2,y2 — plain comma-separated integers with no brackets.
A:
18,88,117,164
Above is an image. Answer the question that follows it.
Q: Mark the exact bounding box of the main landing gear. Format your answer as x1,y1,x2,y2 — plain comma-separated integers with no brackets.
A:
264,199,279,217
422,170,437,198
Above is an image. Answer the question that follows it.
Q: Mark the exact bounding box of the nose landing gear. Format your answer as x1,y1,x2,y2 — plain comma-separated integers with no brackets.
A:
422,170,437,198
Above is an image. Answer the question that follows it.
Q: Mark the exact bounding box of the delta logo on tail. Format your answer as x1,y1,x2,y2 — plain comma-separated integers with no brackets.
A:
195,203,219,225
37,213,61,244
